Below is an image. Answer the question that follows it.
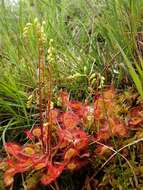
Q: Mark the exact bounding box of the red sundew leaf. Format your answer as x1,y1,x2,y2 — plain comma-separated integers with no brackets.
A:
57,128,71,141
67,160,88,171
50,109,59,124
94,97,115,120
109,117,128,137
4,174,14,187
62,111,79,128
59,141,70,149
128,106,143,127
69,101,91,119
0,160,7,170
6,145,36,161
67,162,77,170
94,97,107,120
69,100,83,110
95,117,128,141
22,145,35,155
128,117,143,127
6,160,32,181
102,87,115,100
94,119,111,141
57,128,71,148
95,145,112,156
32,154,49,170
14,152,33,161
58,128,88,150
4,168,15,186
6,158,34,176
114,123,128,137
95,130,111,142
94,105,101,120
94,88,116,120
5,143,22,157
33,156,48,171
34,161,47,170
64,148,78,160
60,91,69,108
6,159,15,168
41,164,65,185
14,159,33,173
32,127,41,138
5,147,36,173
25,130,34,140
129,106,143,117
73,129,88,150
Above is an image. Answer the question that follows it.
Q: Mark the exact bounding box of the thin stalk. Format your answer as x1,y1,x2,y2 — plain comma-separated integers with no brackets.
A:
38,46,44,151
46,64,52,158
41,47,45,83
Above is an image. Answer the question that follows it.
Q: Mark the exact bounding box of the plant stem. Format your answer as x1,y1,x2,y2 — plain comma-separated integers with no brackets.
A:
38,45,44,151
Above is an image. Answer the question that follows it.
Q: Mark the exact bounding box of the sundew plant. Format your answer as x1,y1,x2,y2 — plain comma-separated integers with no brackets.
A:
0,0,143,190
